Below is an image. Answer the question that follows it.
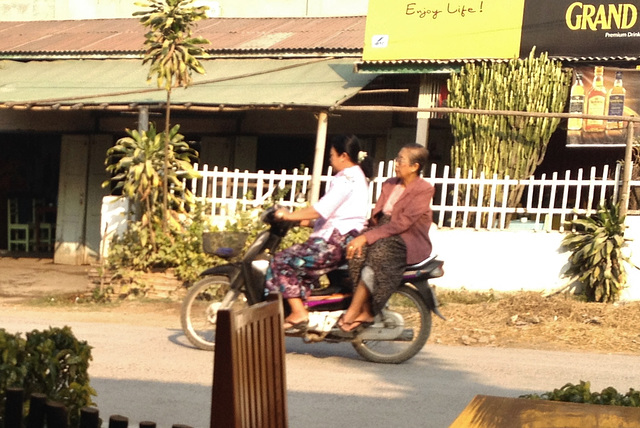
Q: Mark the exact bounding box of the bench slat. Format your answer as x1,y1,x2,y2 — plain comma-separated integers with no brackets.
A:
210,293,288,428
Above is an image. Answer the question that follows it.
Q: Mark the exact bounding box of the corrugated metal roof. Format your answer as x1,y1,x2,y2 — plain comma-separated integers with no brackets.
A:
0,57,377,108
0,17,633,67
0,17,366,58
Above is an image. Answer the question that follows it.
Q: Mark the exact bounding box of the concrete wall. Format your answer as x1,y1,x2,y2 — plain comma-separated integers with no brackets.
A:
0,0,136,20
0,0,369,20
429,222,640,301
621,216,640,301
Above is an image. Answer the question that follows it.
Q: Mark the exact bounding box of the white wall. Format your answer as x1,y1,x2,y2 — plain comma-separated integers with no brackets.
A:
429,224,640,302
0,0,369,20
621,216,640,301
217,0,368,17
0,0,135,20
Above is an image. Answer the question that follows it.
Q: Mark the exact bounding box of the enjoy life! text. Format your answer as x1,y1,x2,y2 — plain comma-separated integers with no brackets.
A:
405,1,484,20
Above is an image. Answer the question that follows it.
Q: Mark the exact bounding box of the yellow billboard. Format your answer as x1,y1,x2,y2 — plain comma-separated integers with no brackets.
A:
363,0,526,61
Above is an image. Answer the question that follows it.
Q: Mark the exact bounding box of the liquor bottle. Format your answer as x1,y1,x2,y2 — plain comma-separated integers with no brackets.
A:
584,66,606,132
567,72,585,131
606,71,625,130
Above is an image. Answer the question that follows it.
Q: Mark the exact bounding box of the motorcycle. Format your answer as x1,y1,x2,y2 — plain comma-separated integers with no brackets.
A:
180,206,445,364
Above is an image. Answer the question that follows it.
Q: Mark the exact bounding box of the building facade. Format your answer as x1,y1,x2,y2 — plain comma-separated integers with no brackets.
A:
0,0,369,20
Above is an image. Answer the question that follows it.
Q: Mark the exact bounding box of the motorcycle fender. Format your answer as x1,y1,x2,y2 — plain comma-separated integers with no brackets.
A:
199,264,242,286
411,281,447,321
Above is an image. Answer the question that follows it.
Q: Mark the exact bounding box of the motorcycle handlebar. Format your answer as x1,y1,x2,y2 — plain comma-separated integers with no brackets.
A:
259,205,278,223
260,205,300,227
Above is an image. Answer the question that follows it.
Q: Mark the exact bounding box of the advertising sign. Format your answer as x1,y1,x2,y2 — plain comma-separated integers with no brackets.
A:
363,0,525,60
363,0,640,61
520,1,640,57
566,66,640,147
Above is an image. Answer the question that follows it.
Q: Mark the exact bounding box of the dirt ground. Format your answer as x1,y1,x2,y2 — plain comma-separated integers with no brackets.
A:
431,290,640,355
2,257,640,355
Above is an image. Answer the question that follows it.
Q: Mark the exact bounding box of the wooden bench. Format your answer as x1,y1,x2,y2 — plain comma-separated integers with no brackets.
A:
450,394,640,428
210,293,288,428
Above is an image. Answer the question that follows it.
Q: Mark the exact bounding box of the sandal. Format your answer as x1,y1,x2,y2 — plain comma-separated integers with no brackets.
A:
338,318,374,333
283,318,308,333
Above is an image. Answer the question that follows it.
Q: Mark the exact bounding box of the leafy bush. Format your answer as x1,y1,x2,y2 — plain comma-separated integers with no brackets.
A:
223,204,311,253
561,201,630,302
104,198,310,297
521,380,640,407
0,330,28,408
106,203,223,288
0,327,95,428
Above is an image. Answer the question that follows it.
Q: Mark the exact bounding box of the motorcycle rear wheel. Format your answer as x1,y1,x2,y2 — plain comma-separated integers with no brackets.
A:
352,285,432,364
180,275,248,351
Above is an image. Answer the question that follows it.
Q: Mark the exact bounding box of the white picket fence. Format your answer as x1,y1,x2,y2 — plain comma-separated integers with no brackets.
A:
187,161,631,231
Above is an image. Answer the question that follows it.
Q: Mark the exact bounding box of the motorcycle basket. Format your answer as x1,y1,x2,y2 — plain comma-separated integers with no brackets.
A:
202,231,249,258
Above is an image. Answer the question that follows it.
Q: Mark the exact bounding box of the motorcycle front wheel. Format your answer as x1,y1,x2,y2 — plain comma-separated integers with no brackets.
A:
180,275,248,351
352,284,432,364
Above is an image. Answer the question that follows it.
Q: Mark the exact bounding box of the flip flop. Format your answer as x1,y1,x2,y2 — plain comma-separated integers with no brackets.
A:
339,319,374,333
283,319,308,333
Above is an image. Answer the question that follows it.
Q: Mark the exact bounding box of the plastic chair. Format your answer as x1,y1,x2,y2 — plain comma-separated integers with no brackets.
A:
7,198,34,251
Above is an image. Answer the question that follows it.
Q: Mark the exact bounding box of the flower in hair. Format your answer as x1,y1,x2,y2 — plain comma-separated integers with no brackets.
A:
357,151,368,163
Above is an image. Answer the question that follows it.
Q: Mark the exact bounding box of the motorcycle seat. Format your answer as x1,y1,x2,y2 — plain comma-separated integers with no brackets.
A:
403,254,444,279
405,254,438,270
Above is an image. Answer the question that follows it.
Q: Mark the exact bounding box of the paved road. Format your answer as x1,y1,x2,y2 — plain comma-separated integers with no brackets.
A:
3,309,640,428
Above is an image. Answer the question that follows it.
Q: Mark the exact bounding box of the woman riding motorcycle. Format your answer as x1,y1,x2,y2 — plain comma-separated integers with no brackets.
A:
264,134,373,332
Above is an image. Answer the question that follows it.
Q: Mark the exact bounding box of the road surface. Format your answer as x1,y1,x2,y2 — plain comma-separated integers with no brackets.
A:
3,308,639,428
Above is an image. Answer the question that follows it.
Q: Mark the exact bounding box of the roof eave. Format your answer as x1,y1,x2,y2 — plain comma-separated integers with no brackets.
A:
0,48,363,61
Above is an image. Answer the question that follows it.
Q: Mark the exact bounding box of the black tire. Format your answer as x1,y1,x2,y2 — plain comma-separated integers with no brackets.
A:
180,275,248,351
352,285,432,364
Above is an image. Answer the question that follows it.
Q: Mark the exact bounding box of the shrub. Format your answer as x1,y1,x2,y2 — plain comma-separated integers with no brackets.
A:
0,330,28,418
561,201,630,302
0,326,95,428
104,200,311,297
106,203,223,288
521,380,640,407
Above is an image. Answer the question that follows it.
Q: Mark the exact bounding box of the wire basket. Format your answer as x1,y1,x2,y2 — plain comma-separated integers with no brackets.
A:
202,231,249,258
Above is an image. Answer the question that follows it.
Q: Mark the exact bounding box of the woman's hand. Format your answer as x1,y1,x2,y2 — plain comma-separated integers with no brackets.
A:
346,235,367,259
275,206,320,224
274,208,289,221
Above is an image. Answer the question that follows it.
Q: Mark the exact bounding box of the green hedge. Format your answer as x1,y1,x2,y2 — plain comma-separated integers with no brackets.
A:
0,326,96,427
521,380,640,407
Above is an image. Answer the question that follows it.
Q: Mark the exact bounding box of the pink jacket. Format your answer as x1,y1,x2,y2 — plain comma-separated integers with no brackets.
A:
363,177,434,265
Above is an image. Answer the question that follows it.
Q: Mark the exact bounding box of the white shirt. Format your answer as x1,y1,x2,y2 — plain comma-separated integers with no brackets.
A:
311,165,369,240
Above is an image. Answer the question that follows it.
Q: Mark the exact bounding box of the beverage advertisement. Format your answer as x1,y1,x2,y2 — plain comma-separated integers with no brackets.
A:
566,66,640,147
520,1,640,58
363,0,640,61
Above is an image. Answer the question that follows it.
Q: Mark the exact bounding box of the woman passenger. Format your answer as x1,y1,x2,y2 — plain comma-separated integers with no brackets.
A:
340,143,434,332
